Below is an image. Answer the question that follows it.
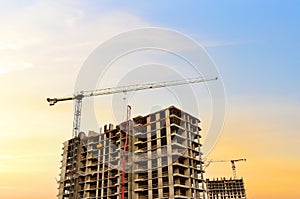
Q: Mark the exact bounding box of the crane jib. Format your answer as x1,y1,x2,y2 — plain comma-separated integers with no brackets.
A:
75,76,217,99
47,76,218,137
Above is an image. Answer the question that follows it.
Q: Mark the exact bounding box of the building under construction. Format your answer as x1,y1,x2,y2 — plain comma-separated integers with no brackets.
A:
206,178,246,199
57,106,206,199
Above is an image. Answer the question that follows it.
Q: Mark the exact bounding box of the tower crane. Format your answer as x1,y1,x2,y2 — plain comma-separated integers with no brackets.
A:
49,76,217,199
47,76,217,137
204,158,246,179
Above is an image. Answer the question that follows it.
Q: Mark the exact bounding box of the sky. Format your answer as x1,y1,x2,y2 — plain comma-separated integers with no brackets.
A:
0,1,299,199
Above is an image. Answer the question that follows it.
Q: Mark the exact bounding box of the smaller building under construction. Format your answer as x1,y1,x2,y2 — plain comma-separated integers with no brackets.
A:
206,178,246,199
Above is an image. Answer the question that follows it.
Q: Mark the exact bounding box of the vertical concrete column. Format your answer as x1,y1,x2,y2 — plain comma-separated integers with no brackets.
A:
186,158,192,197
100,134,106,198
187,117,197,197
184,115,192,197
58,141,68,199
156,112,163,198
197,122,206,199
132,123,139,199
84,140,89,198
96,135,101,198
74,139,81,199
107,133,112,196
166,109,174,198
147,116,152,199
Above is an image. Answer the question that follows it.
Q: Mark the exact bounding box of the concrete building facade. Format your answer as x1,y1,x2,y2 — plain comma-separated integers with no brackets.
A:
206,178,247,199
57,106,205,199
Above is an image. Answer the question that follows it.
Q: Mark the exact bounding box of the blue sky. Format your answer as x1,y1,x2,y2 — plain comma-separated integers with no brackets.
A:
81,0,300,98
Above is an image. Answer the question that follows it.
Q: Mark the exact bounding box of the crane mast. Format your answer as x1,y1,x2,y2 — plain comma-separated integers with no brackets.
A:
47,76,217,137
